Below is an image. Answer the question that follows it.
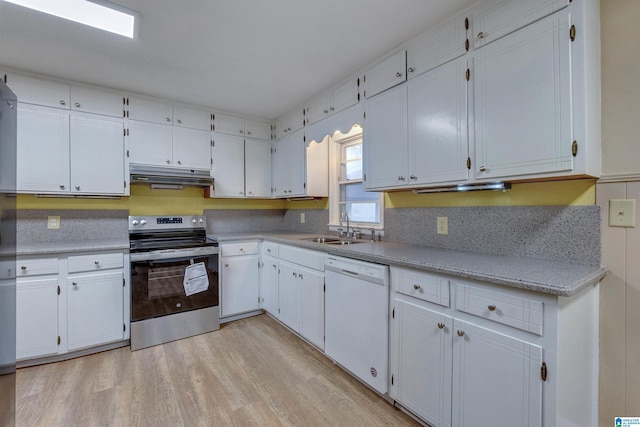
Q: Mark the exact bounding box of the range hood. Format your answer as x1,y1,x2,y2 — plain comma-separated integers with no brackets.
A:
130,165,214,188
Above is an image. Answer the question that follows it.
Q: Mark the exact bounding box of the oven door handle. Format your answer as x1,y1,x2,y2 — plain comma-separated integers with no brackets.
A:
130,248,219,262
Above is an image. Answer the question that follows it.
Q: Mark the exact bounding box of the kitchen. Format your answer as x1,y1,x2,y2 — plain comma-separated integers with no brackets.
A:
0,0,638,426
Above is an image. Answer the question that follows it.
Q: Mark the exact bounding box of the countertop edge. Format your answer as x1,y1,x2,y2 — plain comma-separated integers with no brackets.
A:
16,240,130,256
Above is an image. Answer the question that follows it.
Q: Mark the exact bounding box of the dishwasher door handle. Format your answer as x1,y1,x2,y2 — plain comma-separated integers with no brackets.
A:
341,269,359,276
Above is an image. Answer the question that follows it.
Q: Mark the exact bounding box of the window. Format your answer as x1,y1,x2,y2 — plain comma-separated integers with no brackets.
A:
329,125,383,230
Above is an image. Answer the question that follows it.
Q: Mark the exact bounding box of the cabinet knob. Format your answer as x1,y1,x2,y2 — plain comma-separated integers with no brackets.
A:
398,176,405,181
177,160,182,165
177,119,182,124
240,130,244,134
287,127,291,131
293,272,297,277
224,263,229,267
408,67,415,73
409,175,417,180
72,282,78,286
477,31,485,39
395,72,402,77
488,305,496,312
74,102,80,108
437,322,445,329
299,273,303,279
267,249,271,253
166,117,171,122
324,109,328,114
75,185,80,190
479,166,487,172
330,107,335,111
94,260,100,265
247,131,251,135
166,160,171,164
59,184,65,189
248,191,253,195
457,330,465,337
60,100,66,105
20,266,26,270
413,284,421,290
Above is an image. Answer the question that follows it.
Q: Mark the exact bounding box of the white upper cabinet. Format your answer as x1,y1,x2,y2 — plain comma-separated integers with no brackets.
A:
4,72,70,109
215,114,271,140
304,77,360,126
210,133,246,197
127,96,173,125
173,105,213,131
364,49,407,99
473,10,573,180
407,10,469,78
70,86,125,118
408,57,469,185
127,121,174,167
472,0,570,49
245,139,272,198
275,108,304,139
172,127,212,170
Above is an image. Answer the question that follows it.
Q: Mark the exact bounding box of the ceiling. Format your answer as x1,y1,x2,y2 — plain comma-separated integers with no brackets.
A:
0,0,475,120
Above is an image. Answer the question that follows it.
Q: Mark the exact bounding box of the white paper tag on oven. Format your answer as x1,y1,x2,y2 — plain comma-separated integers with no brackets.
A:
183,262,209,296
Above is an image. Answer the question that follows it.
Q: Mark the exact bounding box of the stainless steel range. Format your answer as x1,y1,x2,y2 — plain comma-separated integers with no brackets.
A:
129,215,219,351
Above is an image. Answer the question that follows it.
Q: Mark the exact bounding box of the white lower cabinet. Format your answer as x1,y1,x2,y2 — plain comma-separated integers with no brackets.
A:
220,242,260,317
259,253,279,316
16,251,129,363
390,266,598,427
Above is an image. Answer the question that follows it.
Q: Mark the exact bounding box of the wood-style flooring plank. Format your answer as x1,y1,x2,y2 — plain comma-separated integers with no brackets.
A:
16,314,419,427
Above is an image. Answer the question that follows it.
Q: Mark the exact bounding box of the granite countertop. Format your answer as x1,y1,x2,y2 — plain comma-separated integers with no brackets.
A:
209,231,606,297
16,239,129,256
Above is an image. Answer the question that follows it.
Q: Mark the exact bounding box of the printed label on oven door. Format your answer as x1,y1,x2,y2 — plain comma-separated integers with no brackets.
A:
183,261,209,296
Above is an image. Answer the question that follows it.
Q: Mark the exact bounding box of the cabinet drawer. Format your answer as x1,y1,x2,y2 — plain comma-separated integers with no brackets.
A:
262,241,279,257
16,257,59,277
394,267,450,307
221,242,259,257
279,245,324,271
455,283,543,335
68,252,124,273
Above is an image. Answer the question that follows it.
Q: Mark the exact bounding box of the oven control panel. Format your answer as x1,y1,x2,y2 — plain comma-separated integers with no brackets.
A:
129,215,206,231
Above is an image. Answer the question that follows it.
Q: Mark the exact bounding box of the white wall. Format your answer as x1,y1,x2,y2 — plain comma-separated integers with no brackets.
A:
598,0,640,423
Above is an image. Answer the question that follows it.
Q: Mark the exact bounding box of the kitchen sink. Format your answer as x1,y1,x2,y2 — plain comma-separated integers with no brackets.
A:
300,236,364,245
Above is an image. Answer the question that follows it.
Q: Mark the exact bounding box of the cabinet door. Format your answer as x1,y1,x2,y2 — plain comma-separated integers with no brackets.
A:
128,120,174,167
363,84,408,190
127,96,173,124
298,267,324,350
70,86,124,118
278,261,299,331
70,113,125,195
244,119,272,141
275,109,304,139
473,0,569,48
172,127,212,170
16,277,60,360
173,106,211,131
330,77,360,115
220,254,260,317
407,11,468,78
211,133,245,197
474,11,573,180
452,319,542,426
271,139,286,197
245,139,272,197
305,94,329,126
16,104,70,193
364,49,407,98
5,72,70,109
259,255,279,316
284,130,306,196
67,271,124,351
214,113,245,137
408,57,469,185
390,298,453,427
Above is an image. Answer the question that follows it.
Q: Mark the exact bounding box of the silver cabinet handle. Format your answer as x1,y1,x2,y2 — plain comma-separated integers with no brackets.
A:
177,160,182,165
166,117,171,122
20,266,26,270
293,272,297,277
72,282,78,286
409,175,417,180
177,119,182,124
413,284,421,290
323,109,328,114
247,131,251,135
408,67,415,73
60,100,66,105
166,160,171,164
74,102,80,107
299,273,303,279
75,185,80,190
248,191,253,195
398,176,405,181
224,264,229,267
488,305,496,312
479,166,487,172
395,72,402,77
59,184,65,189
240,130,244,134
437,323,445,329
94,260,100,265
477,32,485,39
457,330,465,337
287,127,292,131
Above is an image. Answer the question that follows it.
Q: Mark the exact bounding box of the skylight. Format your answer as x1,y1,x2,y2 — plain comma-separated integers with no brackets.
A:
4,0,138,38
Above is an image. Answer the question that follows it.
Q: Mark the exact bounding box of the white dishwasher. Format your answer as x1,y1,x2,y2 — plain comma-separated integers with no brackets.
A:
324,255,389,394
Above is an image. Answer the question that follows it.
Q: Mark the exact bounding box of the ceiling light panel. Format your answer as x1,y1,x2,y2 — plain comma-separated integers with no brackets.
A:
4,0,138,38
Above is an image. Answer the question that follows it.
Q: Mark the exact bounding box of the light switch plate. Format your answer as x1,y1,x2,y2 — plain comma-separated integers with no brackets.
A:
437,217,448,235
47,215,61,230
300,212,305,224
609,199,636,227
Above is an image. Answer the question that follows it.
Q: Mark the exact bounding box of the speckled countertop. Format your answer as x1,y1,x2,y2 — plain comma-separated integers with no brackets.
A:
209,232,606,297
16,239,129,256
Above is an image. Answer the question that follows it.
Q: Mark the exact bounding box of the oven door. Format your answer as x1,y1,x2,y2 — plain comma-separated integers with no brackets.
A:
130,253,219,322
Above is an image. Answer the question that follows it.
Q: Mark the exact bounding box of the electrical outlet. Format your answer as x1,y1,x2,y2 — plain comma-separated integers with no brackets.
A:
437,217,448,235
47,216,61,230
300,212,305,224
609,199,636,227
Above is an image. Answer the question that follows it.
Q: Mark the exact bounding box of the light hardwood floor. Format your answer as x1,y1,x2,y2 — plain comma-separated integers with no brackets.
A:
16,314,420,427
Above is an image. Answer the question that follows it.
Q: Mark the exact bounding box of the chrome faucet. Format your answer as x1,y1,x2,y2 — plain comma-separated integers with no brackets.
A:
340,211,350,238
